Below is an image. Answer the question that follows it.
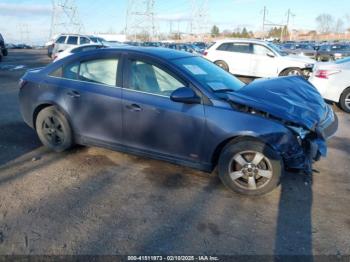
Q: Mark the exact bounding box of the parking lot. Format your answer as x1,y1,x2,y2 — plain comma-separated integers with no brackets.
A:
0,49,350,256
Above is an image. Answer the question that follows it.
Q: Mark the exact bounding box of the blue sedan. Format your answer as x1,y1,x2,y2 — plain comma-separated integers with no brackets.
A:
18,47,338,195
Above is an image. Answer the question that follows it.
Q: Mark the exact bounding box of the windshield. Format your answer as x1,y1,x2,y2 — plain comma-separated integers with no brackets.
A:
297,44,314,50
267,43,288,56
173,56,245,92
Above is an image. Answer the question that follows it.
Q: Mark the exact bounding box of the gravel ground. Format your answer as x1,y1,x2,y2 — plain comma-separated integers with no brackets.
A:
0,49,349,256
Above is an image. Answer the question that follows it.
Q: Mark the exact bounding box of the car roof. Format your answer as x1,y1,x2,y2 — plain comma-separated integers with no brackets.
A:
213,38,269,45
75,46,195,60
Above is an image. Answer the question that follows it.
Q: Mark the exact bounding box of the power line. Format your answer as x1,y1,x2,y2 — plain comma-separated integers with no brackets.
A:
50,0,84,39
190,0,209,36
125,0,157,41
262,6,294,40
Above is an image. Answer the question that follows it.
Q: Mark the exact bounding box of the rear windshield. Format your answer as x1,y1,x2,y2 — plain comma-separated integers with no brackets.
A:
173,56,245,93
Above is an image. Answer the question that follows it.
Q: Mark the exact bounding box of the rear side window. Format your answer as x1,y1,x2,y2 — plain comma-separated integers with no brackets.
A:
217,43,231,51
56,36,66,44
67,36,78,45
217,43,252,53
63,63,79,79
49,58,118,86
49,62,79,79
79,59,118,86
228,43,252,53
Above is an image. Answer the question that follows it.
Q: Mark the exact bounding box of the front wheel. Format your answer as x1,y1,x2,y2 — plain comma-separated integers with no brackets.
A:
339,88,350,113
36,106,74,152
280,68,303,76
214,60,229,72
218,140,282,195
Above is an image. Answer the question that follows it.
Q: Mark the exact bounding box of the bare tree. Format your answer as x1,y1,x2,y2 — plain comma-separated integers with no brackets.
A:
316,13,334,33
345,14,350,32
335,18,344,33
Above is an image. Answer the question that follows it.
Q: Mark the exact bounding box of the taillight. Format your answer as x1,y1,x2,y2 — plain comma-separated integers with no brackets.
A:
314,69,341,79
203,51,208,56
19,79,27,88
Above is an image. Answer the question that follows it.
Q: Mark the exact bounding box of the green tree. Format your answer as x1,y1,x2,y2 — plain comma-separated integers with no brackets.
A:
241,27,249,38
211,25,220,37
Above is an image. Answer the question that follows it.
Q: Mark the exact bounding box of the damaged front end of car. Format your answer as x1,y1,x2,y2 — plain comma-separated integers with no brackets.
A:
224,76,339,174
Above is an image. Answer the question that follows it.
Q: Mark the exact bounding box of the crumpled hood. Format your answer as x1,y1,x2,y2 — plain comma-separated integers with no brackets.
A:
227,76,328,130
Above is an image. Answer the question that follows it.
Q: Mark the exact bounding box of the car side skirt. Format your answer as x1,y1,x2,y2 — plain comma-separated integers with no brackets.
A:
76,135,214,173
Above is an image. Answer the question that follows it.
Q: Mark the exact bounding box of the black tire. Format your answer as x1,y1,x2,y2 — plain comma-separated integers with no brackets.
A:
218,139,282,196
339,88,350,113
280,68,303,76
214,60,229,72
35,106,73,152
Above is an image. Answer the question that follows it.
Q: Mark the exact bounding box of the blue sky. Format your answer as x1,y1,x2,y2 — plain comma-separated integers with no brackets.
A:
0,0,349,44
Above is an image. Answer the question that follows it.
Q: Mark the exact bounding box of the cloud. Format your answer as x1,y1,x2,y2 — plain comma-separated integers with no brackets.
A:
0,3,51,16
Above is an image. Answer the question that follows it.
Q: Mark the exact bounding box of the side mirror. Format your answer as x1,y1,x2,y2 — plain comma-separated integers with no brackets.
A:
170,87,201,104
267,52,275,58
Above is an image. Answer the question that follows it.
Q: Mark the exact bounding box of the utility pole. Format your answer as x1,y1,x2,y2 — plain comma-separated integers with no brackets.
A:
262,6,294,41
262,6,267,34
125,0,157,41
190,0,209,39
50,0,84,39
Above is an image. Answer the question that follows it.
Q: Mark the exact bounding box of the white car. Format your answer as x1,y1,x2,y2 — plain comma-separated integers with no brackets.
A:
204,39,314,78
309,57,350,113
53,44,105,62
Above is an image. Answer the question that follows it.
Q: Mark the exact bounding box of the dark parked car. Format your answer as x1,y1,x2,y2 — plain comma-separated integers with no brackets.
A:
281,43,317,59
19,47,337,195
316,44,350,61
167,43,202,54
0,33,8,61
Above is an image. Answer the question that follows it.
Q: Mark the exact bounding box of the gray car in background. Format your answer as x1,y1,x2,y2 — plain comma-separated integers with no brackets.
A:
316,44,350,61
280,43,316,59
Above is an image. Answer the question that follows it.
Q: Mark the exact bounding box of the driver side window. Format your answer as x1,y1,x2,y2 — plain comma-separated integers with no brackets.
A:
129,60,184,96
253,44,273,56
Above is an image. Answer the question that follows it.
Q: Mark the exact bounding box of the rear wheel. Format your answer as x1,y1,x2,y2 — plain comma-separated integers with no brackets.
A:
339,88,350,113
218,140,282,195
35,106,73,152
280,68,303,76
214,60,229,72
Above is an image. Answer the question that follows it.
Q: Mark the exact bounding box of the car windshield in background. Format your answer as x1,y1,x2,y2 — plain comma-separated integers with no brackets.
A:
174,56,245,92
297,44,314,50
267,43,288,56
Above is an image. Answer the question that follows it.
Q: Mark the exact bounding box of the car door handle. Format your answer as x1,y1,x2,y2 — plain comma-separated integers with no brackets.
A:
66,90,80,98
126,103,142,112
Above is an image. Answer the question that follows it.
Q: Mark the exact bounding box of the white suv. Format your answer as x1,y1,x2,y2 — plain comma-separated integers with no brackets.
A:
204,39,314,78
49,34,103,59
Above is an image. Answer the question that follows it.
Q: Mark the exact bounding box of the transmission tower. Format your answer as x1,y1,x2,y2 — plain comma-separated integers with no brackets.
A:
50,0,84,39
190,0,209,37
125,0,157,41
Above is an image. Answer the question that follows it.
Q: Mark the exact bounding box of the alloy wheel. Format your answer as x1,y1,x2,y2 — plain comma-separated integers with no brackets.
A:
287,69,301,76
228,151,273,190
41,115,65,146
345,93,350,111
